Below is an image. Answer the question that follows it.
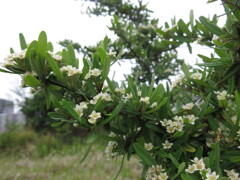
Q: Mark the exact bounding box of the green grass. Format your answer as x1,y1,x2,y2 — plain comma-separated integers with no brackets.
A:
0,129,142,180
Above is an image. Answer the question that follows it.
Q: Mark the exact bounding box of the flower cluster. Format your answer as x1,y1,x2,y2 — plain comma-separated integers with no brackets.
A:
88,110,101,124
214,90,233,101
48,51,62,62
74,102,88,117
146,165,168,180
3,50,26,67
182,102,194,110
105,141,118,160
224,169,240,180
190,72,202,80
140,96,150,104
90,92,112,104
85,68,101,79
60,65,82,76
160,114,198,133
171,74,185,88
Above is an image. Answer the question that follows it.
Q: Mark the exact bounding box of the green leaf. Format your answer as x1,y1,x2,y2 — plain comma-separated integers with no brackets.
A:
198,93,211,118
199,16,224,36
235,90,240,112
80,143,92,163
182,144,196,152
133,143,157,166
19,33,27,50
182,63,190,77
98,101,124,126
47,42,54,52
195,146,203,159
97,47,110,81
37,31,48,56
197,61,230,67
51,122,63,127
150,84,164,103
172,162,186,180
46,53,65,83
48,112,64,120
68,45,77,67
172,131,185,138
62,99,79,121
178,19,191,36
0,68,15,74
145,97,168,114
168,153,180,168
230,156,240,162
23,74,41,88
190,9,194,31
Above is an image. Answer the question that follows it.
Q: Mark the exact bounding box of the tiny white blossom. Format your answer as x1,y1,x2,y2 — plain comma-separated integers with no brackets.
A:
144,143,153,151
182,102,194,110
162,140,173,149
158,172,168,180
164,68,173,73
206,171,219,180
89,111,101,120
73,123,78,127
90,68,101,76
214,90,228,101
140,96,150,104
190,72,202,80
185,165,196,173
109,132,116,137
88,118,97,124
150,102,158,108
115,88,125,94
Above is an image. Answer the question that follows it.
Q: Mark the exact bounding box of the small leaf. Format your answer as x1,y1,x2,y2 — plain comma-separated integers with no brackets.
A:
46,53,65,83
199,16,225,36
133,143,157,166
19,33,27,50
168,153,180,168
23,74,41,88
48,112,64,120
98,101,124,126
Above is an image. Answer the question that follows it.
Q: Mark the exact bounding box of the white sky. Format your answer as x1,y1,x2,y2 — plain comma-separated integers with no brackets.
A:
0,0,225,101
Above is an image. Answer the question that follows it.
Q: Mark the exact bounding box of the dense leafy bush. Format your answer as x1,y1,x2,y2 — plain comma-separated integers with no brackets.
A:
1,0,240,179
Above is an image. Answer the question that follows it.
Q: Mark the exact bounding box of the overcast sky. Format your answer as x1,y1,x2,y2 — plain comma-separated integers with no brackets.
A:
0,0,225,101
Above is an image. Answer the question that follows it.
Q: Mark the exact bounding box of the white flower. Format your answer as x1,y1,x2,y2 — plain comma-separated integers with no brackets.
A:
115,88,125,94
166,125,175,133
84,72,91,79
182,102,194,110
109,132,116,137
190,72,202,80
237,130,240,137
89,111,101,120
162,140,173,149
214,90,228,101
124,93,133,99
164,68,173,73
88,118,97,124
171,74,185,88
206,171,219,180
90,68,101,76
140,96,150,104
79,102,88,109
185,165,196,173
184,114,197,125
144,143,153,151
224,169,240,180
155,165,165,172
60,65,81,76
160,119,170,127
150,102,158,108
73,123,78,127
74,105,83,117
192,158,205,171
158,172,168,180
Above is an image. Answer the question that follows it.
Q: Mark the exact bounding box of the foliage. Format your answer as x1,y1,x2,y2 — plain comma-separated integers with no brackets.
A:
1,0,240,179
60,0,199,84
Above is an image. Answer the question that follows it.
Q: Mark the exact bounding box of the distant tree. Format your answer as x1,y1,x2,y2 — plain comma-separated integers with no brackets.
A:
60,0,199,84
